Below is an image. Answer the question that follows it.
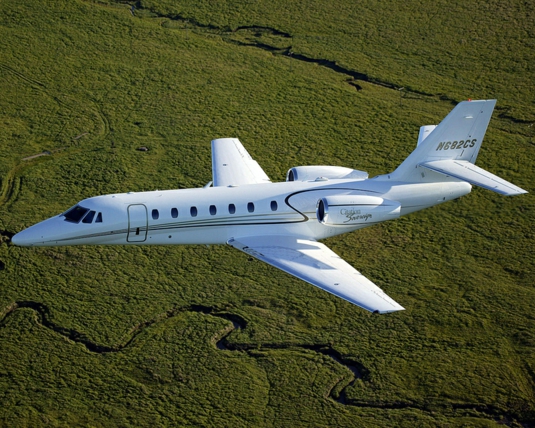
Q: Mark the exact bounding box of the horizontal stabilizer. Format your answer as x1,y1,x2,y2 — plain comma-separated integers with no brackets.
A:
420,160,527,196
417,125,437,146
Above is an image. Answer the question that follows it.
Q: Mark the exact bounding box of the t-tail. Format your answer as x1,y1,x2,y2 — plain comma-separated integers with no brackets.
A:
384,99,527,196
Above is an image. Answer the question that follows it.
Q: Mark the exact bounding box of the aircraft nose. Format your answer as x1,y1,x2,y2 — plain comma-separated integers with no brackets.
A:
11,217,60,247
12,228,38,246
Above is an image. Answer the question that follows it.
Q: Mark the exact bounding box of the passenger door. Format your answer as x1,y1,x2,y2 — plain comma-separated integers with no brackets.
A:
127,204,148,242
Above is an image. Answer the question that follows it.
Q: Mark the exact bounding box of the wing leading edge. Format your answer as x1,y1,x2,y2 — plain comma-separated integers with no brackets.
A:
228,236,405,314
211,138,271,187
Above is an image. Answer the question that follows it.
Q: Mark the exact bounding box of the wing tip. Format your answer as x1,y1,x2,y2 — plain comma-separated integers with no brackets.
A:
373,306,405,314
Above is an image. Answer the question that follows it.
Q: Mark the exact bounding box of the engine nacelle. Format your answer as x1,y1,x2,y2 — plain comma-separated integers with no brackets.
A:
317,195,401,226
286,166,368,182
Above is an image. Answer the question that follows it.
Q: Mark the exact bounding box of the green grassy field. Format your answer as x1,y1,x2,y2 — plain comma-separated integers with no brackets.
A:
1,0,534,426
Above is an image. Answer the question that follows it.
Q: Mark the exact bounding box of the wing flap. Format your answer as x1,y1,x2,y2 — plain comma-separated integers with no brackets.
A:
211,138,271,187
228,235,404,314
420,159,527,196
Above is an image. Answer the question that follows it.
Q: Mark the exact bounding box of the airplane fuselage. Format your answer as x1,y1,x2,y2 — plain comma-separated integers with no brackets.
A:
13,177,471,247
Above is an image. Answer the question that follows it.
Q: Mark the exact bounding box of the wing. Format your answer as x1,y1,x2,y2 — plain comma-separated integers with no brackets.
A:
228,235,404,314
211,138,271,187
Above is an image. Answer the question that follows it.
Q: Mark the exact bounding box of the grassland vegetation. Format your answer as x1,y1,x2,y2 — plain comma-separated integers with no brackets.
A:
0,0,534,426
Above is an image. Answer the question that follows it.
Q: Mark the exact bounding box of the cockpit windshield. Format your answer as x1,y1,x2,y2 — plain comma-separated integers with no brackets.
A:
82,210,96,224
63,205,90,223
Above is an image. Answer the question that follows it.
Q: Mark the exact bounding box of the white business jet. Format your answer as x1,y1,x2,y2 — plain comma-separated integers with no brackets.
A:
12,100,527,313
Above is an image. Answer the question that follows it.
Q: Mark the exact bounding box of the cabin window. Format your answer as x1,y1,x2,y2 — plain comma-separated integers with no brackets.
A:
270,201,278,211
228,204,236,214
190,206,198,217
247,202,255,213
171,208,178,218
209,205,217,215
82,210,96,224
63,205,90,223
95,212,103,223
152,209,159,220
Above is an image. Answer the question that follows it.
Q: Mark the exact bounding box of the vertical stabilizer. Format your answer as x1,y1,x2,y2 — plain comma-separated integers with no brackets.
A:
390,100,496,181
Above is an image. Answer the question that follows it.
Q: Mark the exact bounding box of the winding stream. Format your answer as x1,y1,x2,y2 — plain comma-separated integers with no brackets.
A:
0,300,523,424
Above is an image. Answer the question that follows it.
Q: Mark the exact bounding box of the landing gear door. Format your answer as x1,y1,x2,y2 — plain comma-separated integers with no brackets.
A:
127,204,148,242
